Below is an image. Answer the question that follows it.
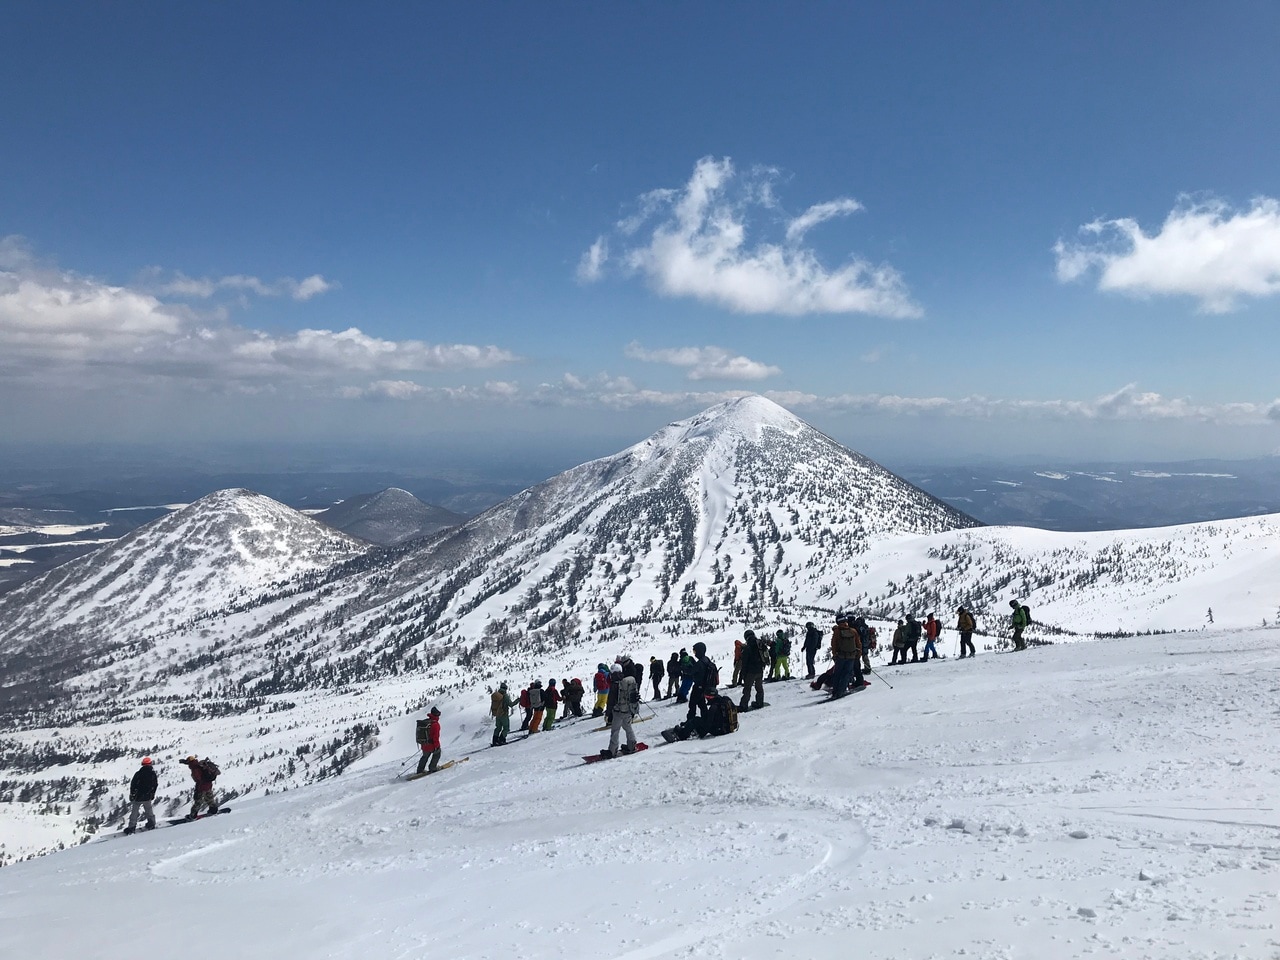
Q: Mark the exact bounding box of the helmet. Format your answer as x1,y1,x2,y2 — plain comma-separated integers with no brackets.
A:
692,642,706,656
836,612,849,623
1010,599,1020,607
775,630,785,639
610,663,623,674
186,755,197,763
743,629,755,640
141,757,153,765
499,681,508,690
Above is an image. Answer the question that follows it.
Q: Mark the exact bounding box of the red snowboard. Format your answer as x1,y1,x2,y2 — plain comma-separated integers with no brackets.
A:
582,742,648,764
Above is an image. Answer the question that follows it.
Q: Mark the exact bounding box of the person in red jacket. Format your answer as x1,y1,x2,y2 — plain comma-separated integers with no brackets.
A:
182,756,220,820
416,707,442,775
591,664,610,717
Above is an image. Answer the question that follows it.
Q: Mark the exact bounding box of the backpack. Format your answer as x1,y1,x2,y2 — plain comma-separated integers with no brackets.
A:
200,758,221,781
490,690,505,717
1020,605,1032,625
519,689,531,710
706,695,738,736
415,718,432,744
704,657,719,688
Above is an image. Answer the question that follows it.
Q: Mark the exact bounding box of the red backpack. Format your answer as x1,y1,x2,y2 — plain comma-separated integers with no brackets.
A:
519,689,531,710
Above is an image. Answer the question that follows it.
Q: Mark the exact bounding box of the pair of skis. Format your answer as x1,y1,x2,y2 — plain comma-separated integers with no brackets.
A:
403,757,470,781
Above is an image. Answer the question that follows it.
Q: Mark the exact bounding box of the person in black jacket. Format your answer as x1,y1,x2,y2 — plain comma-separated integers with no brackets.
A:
685,642,718,723
737,630,767,711
649,656,665,700
803,621,823,679
125,756,158,834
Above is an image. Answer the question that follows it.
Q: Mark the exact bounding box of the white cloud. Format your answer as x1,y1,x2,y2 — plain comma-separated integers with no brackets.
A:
624,341,780,381
785,198,863,243
0,239,518,390
576,237,609,283
582,157,920,318
1055,196,1280,312
140,268,338,301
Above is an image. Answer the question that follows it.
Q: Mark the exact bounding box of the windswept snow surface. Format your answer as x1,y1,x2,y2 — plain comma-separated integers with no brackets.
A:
3,630,1278,959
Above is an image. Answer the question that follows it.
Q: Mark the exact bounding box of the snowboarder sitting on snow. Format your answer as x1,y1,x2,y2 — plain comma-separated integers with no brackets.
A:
416,707,442,775
604,662,639,758
124,756,158,834
491,683,514,746
182,755,220,819
810,665,836,692
662,695,737,742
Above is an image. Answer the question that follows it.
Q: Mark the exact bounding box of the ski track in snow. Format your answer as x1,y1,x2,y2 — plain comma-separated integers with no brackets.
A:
2,629,1279,959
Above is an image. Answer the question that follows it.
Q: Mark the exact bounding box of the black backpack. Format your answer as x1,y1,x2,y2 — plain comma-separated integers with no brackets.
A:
1021,605,1032,625
704,657,719,687
707,696,738,736
415,719,432,744
200,758,221,781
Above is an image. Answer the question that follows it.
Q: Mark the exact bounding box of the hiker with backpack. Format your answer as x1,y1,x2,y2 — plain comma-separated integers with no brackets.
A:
592,664,611,717
854,616,874,674
528,680,545,733
685,641,718,724
415,707,442,775
922,614,941,661
1010,600,1029,650
518,687,532,730
802,621,823,679
889,619,907,665
491,683,514,746
768,632,788,686
903,614,922,663
738,629,768,711
543,679,561,731
829,613,864,698
665,653,681,698
182,755,220,819
955,607,977,658
567,677,586,716
676,648,695,703
766,634,778,680
124,756,158,834
649,656,664,700
604,662,639,758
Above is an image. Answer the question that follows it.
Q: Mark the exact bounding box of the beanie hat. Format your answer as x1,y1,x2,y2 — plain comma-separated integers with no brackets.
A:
692,642,706,656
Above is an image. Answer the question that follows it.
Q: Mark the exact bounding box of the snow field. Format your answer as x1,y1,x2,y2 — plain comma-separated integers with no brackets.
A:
2,629,1278,959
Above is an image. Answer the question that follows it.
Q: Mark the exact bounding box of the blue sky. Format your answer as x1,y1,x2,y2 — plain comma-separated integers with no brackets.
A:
2,2,1279,465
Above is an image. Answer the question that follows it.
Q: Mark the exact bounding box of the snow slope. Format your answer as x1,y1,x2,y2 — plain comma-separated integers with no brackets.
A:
1,629,1276,959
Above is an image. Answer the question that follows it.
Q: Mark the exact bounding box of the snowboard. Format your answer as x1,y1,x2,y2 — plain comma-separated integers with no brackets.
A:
739,701,770,710
405,757,470,781
167,808,231,826
582,742,648,764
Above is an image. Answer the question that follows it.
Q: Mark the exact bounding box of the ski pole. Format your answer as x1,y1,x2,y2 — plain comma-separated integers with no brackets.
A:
868,667,893,690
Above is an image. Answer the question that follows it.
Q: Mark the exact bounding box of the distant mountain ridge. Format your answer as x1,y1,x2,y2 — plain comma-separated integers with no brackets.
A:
315,487,466,546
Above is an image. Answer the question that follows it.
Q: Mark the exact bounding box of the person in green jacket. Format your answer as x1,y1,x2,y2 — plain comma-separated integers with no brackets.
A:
490,682,514,746
1010,600,1028,651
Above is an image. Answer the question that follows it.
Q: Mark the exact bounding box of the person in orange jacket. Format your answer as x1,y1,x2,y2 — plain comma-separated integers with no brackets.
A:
416,707,441,775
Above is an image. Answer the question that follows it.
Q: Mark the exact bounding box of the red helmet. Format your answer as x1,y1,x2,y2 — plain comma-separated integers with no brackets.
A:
141,757,153,765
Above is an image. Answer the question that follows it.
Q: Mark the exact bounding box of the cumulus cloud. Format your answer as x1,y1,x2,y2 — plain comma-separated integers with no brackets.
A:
581,157,920,318
1055,196,1280,312
0,238,518,391
624,341,781,381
